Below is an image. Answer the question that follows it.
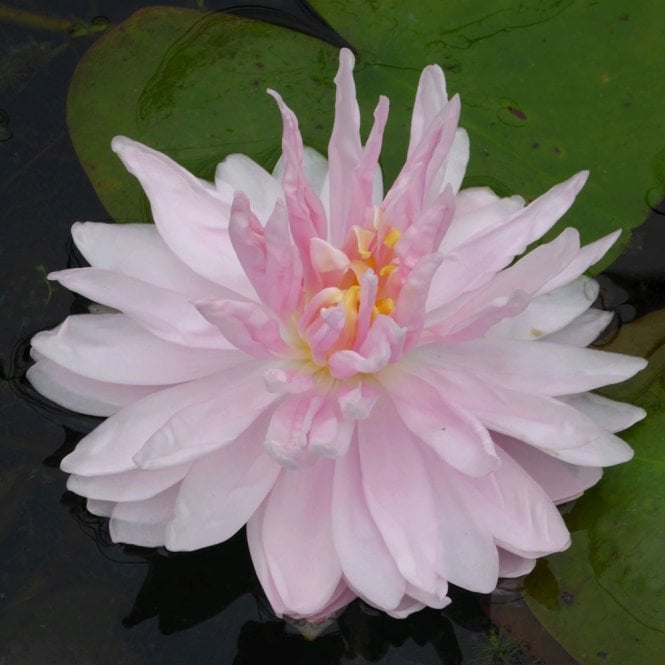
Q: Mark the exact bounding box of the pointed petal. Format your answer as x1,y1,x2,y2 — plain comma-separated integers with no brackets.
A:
328,48,363,246
27,357,158,416
416,338,647,395
32,314,245,385
111,136,253,297
196,299,288,357
71,222,225,299
67,463,189,502
50,268,230,349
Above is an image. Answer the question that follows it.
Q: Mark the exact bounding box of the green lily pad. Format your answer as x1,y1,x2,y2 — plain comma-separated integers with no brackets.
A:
67,7,339,223
524,310,665,664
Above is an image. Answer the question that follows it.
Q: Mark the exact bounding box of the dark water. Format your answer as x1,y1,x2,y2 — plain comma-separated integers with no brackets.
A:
1,2,663,664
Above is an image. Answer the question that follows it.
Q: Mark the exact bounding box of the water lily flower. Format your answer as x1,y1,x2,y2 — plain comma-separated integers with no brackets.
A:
29,48,646,622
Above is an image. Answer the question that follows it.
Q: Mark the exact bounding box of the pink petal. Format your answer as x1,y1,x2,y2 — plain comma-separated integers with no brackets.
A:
111,484,179,524
434,367,626,457
332,435,406,610
328,315,406,379
196,299,288,357
408,65,447,156
455,447,571,559
336,381,380,420
67,463,189,502
416,337,646,395
246,503,289,617
424,445,500,592
50,268,230,349
27,357,159,416
327,48,363,247
495,433,602,504
108,520,167,547
429,172,588,308
543,308,613,346
111,136,254,298
358,397,440,591
71,222,226,299
380,368,499,476
439,189,524,254
383,96,460,232
32,314,246,385
486,277,600,341
215,153,283,223
429,228,581,339
538,230,621,294
269,89,327,287
61,365,256,476
395,186,455,269
394,253,443,349
308,394,354,458
166,412,281,550
264,394,324,466
498,549,536,577
133,369,278,470
261,458,343,616
560,393,646,433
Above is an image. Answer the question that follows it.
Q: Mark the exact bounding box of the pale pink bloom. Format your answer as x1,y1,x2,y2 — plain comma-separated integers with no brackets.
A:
30,49,646,621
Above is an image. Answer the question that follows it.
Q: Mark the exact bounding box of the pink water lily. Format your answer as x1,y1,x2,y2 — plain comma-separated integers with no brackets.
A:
30,48,646,621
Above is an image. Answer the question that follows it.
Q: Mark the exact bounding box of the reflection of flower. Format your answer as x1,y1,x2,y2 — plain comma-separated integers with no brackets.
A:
30,48,645,622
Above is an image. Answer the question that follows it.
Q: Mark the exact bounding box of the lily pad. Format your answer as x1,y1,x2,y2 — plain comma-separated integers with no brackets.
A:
524,310,665,664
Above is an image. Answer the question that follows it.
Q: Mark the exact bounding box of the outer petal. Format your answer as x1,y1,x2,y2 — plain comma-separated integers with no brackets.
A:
332,435,406,610
495,433,602,504
358,397,440,591
421,447,500,592
27,357,159,417
67,463,189,503
260,458,343,616
416,338,647,395
32,314,245,385
455,447,571,559
166,411,281,550
61,364,257,476
71,222,226,299
543,308,613,346
50,268,231,349
379,367,499,476
111,136,254,298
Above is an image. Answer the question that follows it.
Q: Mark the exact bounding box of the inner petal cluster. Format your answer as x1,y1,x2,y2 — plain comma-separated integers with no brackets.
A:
295,210,404,370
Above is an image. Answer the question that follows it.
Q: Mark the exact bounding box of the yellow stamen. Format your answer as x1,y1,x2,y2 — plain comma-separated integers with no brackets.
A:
383,227,402,249
341,285,361,320
374,297,395,315
379,263,397,277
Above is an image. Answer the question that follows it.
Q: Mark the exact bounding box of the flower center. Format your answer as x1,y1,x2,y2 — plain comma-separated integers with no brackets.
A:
294,210,403,369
